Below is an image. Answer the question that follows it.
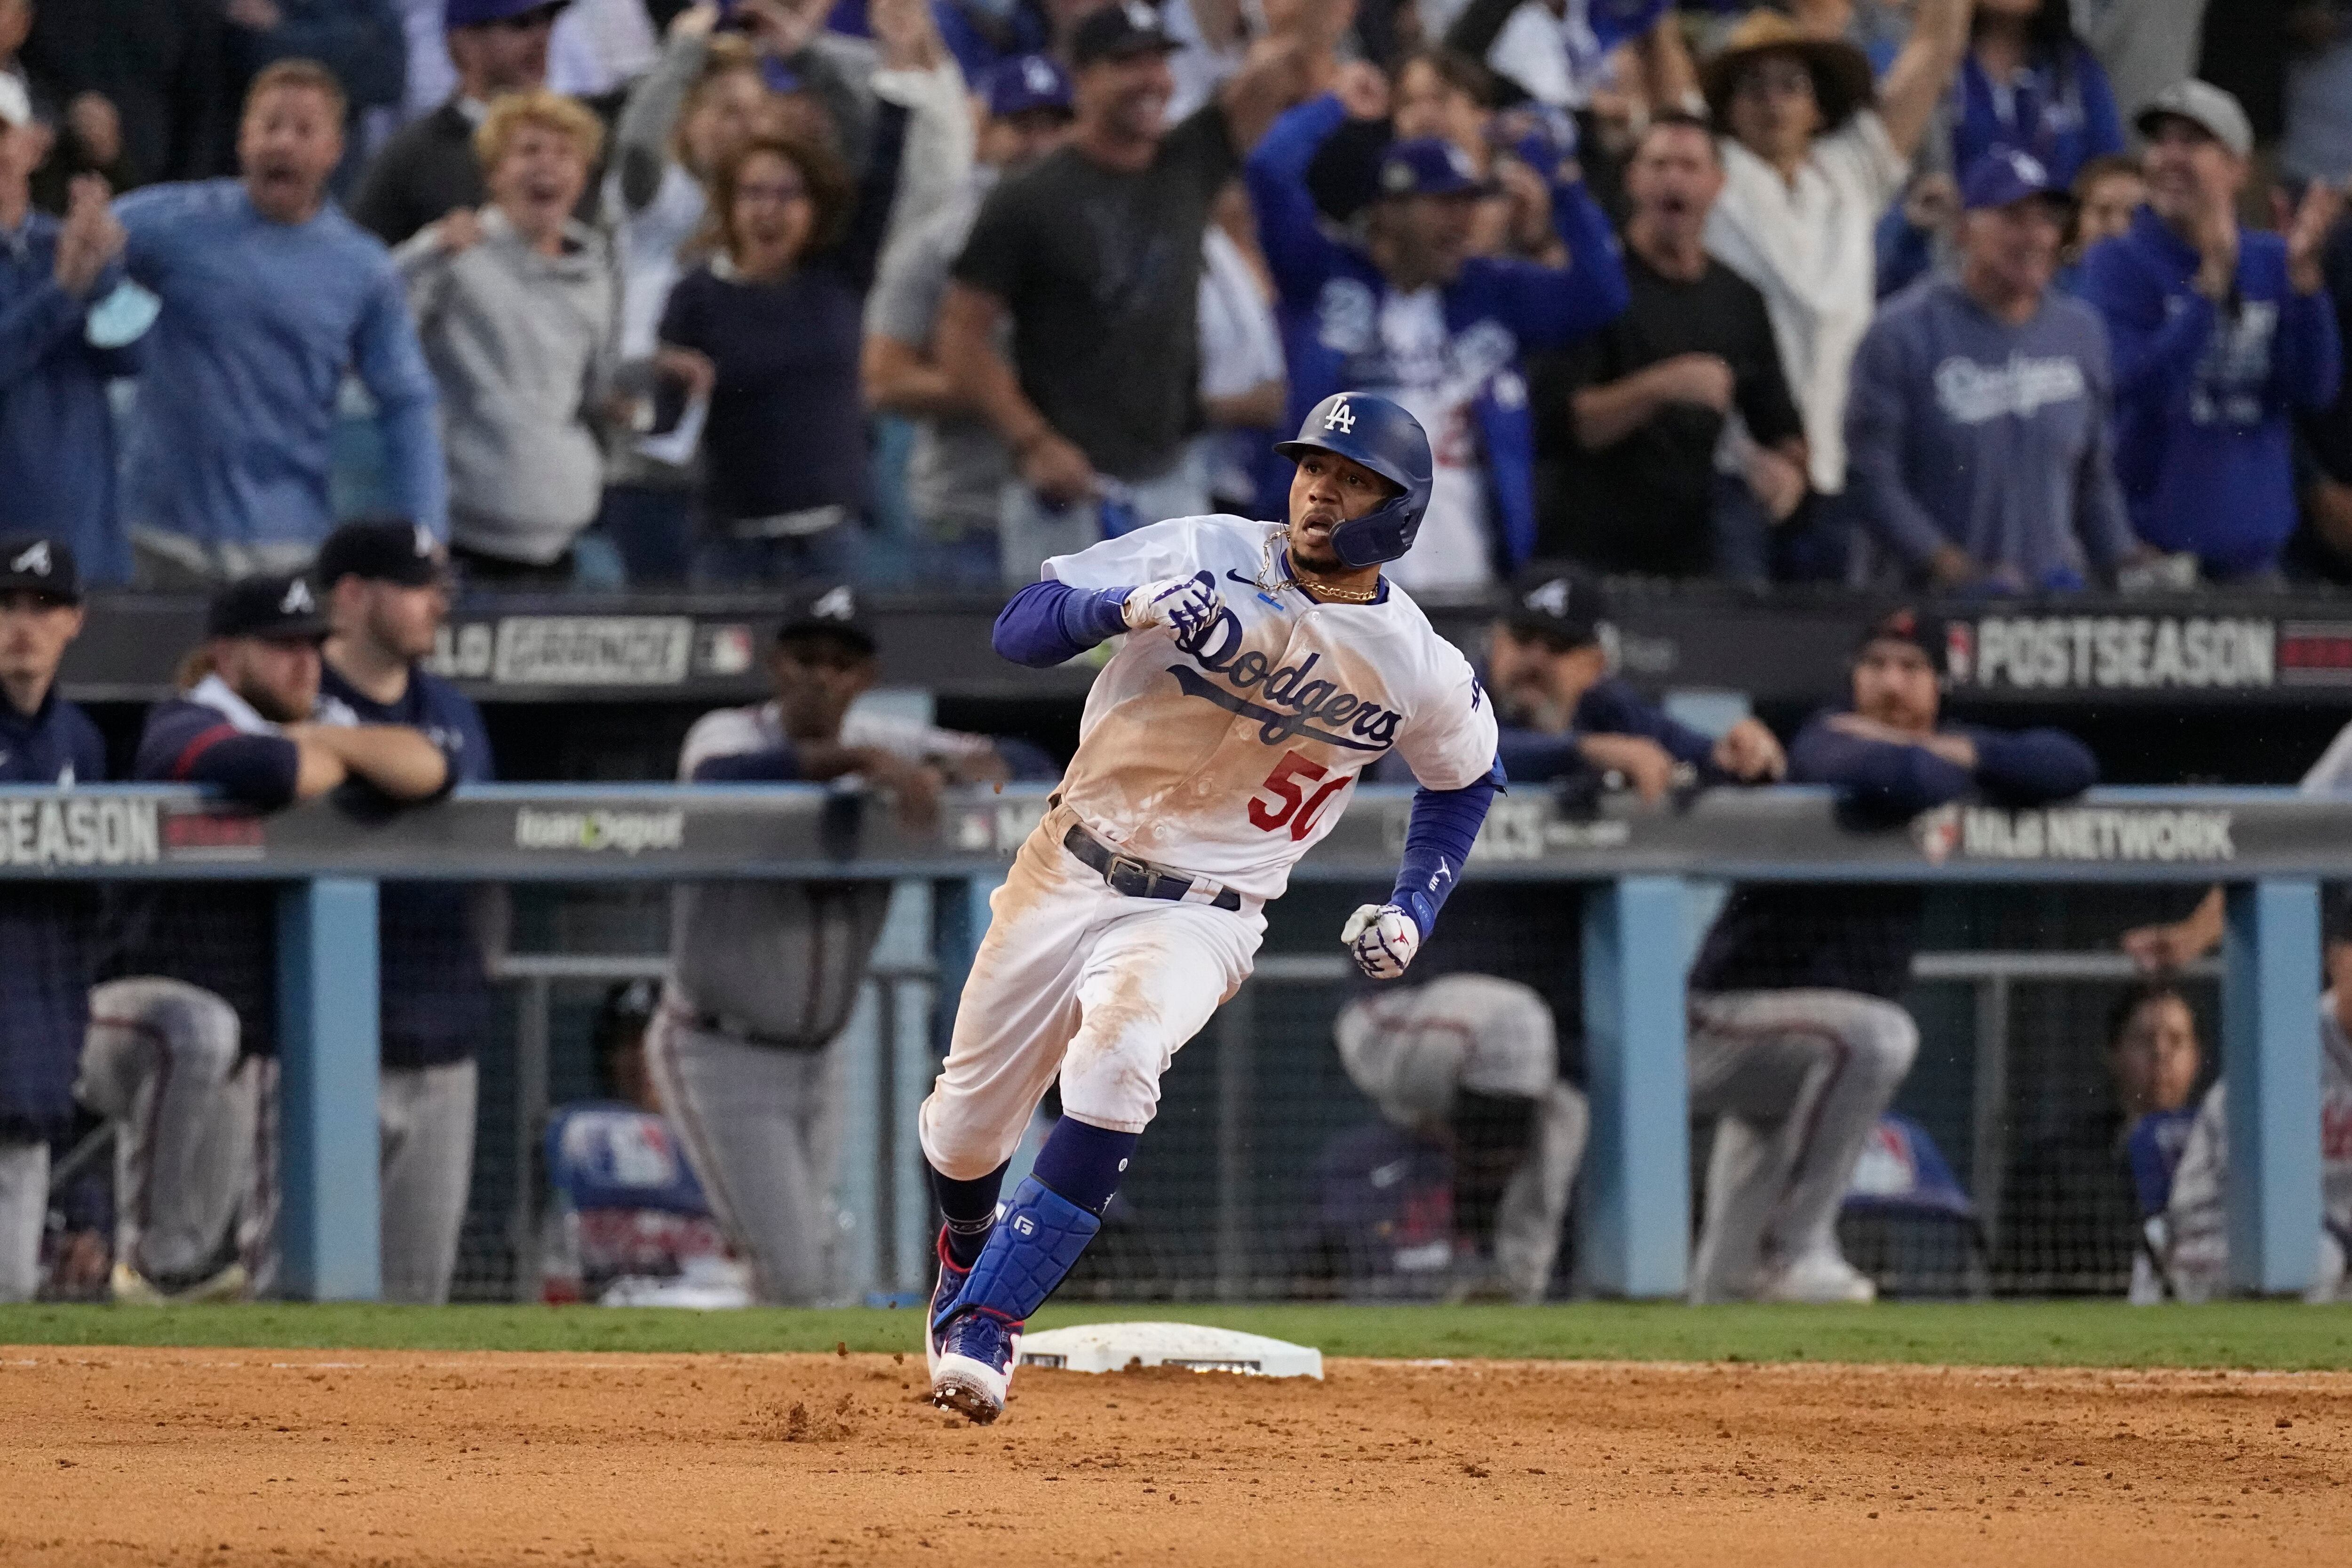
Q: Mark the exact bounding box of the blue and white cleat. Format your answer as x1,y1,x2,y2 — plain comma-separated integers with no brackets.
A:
925,1226,975,1380
930,1308,1022,1425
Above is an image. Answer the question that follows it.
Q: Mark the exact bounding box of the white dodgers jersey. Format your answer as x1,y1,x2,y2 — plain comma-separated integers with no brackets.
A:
1043,515,1498,899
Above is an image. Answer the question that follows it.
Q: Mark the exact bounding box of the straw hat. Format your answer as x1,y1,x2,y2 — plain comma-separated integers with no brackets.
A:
1700,10,1877,137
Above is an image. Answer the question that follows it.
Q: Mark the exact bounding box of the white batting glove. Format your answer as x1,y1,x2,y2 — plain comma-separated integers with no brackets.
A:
1124,573,1224,637
1343,903,1421,981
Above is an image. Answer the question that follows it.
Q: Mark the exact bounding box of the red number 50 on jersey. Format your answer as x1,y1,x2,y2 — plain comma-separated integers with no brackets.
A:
1248,751,1350,841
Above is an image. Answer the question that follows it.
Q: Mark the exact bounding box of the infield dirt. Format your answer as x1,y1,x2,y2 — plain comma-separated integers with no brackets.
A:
3,1347,2348,1566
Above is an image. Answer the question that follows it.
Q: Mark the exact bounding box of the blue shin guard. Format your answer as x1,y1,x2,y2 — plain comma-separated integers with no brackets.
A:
940,1175,1101,1331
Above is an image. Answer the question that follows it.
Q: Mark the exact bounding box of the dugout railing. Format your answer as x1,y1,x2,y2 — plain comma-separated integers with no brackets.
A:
0,780,2328,1301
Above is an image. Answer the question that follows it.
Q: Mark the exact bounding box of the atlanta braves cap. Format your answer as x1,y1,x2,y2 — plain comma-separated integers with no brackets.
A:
1504,571,1611,649
776,583,876,656
1855,605,1947,672
208,572,330,643
0,535,81,603
316,517,450,589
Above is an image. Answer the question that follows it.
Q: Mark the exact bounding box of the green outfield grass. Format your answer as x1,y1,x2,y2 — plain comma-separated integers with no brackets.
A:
0,1300,2349,1369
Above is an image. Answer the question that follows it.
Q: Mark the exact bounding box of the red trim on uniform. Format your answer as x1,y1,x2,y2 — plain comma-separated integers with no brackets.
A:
169,723,242,781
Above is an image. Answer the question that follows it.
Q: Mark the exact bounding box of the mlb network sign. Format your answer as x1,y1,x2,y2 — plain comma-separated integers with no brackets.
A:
1915,804,2235,864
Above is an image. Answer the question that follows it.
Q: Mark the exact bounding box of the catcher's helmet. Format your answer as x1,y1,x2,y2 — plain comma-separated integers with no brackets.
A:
1274,391,1433,569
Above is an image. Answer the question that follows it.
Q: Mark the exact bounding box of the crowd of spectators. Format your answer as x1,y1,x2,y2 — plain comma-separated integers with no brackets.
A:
0,0,2349,595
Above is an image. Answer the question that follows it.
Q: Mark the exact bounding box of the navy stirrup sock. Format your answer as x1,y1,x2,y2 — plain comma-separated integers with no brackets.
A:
930,1160,1009,1268
1029,1117,1140,1216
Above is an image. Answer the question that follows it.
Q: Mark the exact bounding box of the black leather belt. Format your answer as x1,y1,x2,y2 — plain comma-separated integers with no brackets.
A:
664,1003,823,1052
1061,821,1242,911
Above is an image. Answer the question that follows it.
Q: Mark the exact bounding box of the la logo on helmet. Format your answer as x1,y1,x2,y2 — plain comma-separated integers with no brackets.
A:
1324,399,1355,434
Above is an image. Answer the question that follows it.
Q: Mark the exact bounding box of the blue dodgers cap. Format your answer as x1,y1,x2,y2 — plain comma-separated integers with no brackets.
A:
1960,146,2072,213
445,0,568,29
1376,137,1494,199
985,54,1073,119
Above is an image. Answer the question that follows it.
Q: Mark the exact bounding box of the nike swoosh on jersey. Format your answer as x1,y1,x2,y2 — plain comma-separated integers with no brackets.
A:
1167,664,1390,751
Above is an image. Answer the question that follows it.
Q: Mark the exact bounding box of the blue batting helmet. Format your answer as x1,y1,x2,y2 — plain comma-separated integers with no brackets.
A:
1273,391,1433,568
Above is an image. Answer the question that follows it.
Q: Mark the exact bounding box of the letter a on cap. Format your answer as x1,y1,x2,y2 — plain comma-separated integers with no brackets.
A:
1325,398,1355,433
10,541,51,577
281,578,316,615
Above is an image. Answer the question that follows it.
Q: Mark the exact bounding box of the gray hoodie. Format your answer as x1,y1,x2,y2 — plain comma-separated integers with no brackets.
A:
397,207,615,565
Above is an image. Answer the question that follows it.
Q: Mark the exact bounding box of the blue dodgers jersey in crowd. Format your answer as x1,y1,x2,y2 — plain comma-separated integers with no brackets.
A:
2081,207,2343,573
0,692,109,1136
1846,276,2136,586
102,692,306,1059
114,180,446,550
0,214,145,587
320,662,494,1069
1245,95,1629,572
1690,713,2098,1000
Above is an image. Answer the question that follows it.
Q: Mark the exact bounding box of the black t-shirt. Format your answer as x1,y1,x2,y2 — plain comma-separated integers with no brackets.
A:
660,260,871,523
951,105,1239,481
1530,250,1801,577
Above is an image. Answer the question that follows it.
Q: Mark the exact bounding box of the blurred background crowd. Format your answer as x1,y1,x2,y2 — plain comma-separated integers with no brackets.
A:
3,0,2351,598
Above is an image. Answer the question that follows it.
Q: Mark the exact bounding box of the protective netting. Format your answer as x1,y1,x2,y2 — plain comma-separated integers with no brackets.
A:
40,876,2238,1304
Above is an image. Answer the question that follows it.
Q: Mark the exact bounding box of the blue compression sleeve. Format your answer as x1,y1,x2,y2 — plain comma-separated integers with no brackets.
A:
992,580,1134,668
1388,773,1500,938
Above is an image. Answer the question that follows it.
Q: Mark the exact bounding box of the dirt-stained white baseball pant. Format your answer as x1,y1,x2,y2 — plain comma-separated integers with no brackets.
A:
379,1059,478,1305
1334,975,1589,1302
0,1139,46,1302
1685,987,1919,1302
78,976,276,1290
922,803,1265,1179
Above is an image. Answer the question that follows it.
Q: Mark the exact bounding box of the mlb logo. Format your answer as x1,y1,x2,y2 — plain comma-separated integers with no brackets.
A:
1945,621,1974,684
1912,804,1962,866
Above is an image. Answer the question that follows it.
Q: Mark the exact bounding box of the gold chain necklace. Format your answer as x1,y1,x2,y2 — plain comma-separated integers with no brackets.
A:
1262,530,1380,604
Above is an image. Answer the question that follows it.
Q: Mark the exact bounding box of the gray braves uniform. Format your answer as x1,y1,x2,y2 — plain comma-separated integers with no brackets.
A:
1333,975,1588,1301
648,703,985,1303
77,977,279,1293
2162,994,2352,1302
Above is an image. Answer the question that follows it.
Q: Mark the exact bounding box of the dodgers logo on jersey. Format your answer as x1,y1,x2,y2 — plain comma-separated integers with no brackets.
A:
1167,609,1403,752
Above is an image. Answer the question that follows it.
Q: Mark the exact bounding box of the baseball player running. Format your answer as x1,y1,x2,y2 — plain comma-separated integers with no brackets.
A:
315,520,494,1304
0,537,106,1302
1684,608,2096,1303
83,573,453,1302
652,586,1026,1304
923,390,1500,1423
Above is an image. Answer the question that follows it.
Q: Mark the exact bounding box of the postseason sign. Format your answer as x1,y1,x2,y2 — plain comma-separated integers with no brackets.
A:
0,794,163,870
1946,614,2276,692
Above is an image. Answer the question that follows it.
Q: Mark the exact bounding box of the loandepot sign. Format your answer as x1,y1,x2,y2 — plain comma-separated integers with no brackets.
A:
1916,804,2235,864
0,796,161,869
513,807,686,855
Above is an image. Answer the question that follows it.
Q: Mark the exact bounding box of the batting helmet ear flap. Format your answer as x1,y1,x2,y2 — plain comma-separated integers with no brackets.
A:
1274,391,1434,568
